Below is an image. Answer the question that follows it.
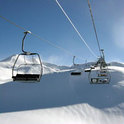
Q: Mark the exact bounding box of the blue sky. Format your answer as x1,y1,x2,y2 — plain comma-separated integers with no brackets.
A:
0,0,124,65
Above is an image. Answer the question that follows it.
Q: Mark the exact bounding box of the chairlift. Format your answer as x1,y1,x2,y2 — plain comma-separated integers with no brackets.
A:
89,68,111,84
86,49,111,84
12,31,43,82
71,56,82,76
84,0,111,84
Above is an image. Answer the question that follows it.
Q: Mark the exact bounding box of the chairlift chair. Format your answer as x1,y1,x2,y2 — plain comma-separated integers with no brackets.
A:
89,67,110,84
12,31,43,82
88,65,111,84
86,49,111,84
71,56,82,76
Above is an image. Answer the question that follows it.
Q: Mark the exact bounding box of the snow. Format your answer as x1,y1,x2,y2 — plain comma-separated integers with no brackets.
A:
0,55,124,124
0,104,124,124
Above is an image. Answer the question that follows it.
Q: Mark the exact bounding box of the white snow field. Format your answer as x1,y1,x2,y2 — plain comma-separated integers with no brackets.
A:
0,55,124,124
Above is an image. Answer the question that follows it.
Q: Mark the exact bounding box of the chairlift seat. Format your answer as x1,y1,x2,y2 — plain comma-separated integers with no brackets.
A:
85,69,91,72
71,72,81,75
12,74,41,82
98,73,107,77
91,78,98,83
99,78,109,83
91,78,109,84
90,66,95,69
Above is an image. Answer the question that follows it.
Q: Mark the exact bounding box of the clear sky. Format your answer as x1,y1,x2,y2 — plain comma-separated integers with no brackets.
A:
0,0,124,65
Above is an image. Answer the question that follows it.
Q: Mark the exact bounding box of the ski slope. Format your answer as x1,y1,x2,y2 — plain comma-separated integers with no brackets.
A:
0,55,124,124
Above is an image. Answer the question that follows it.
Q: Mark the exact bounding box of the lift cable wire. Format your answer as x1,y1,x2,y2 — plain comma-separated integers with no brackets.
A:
0,15,27,31
0,15,84,61
55,0,97,58
87,0,101,57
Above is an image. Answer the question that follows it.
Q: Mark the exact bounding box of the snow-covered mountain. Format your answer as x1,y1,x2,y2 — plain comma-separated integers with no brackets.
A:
0,55,124,124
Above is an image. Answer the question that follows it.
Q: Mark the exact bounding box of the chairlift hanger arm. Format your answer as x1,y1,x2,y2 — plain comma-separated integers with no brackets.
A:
22,31,31,54
101,49,105,59
73,56,76,65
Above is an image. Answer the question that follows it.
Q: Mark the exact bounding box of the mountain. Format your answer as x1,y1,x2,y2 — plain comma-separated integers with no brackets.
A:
0,55,124,124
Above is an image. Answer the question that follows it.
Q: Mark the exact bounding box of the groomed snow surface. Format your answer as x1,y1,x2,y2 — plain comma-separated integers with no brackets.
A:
0,55,124,124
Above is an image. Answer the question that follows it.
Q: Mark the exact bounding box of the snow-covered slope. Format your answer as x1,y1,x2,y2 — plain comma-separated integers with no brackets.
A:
0,55,124,124
1,103,124,124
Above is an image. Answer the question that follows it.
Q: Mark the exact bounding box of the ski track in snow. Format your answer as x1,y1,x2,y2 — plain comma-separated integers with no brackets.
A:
0,55,124,124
